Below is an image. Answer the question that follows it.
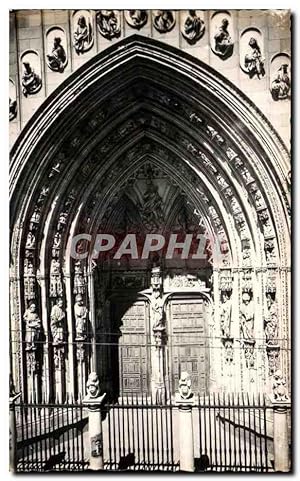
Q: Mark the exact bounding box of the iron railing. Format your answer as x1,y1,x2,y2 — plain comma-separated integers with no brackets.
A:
11,392,290,472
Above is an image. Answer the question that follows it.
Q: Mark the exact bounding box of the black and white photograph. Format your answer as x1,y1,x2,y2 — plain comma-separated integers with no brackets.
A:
7,6,293,474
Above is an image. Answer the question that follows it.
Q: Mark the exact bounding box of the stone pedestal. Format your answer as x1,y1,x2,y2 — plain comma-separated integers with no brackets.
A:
273,404,290,472
83,392,106,470
174,372,196,472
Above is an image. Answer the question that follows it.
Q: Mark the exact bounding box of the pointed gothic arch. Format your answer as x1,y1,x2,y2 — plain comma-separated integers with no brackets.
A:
10,35,290,401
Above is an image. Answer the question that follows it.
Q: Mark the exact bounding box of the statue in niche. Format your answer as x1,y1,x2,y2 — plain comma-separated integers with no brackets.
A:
220,291,232,338
272,370,289,402
182,10,205,45
73,15,92,54
74,261,86,294
244,37,265,79
153,11,175,33
141,179,164,232
21,61,42,97
224,338,234,364
50,259,63,297
50,298,65,346
47,37,67,72
271,64,291,101
24,260,35,301
265,294,279,346
213,18,234,59
9,97,17,121
240,292,254,340
74,294,87,341
125,10,147,29
24,303,41,351
97,10,121,39
26,231,35,249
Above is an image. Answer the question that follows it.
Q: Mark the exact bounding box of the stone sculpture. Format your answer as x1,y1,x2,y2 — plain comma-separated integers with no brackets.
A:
153,11,175,33
22,61,42,96
271,64,290,100
24,303,41,351
182,10,205,45
244,37,265,78
50,298,65,346
74,294,87,340
47,37,67,72
97,10,121,39
214,18,234,58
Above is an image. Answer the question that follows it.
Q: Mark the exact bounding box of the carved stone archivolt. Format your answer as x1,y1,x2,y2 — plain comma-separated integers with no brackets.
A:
125,10,147,29
153,11,176,33
181,10,205,45
96,10,121,39
10,37,290,399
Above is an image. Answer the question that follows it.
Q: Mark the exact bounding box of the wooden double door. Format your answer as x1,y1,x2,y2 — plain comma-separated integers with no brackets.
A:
110,294,209,396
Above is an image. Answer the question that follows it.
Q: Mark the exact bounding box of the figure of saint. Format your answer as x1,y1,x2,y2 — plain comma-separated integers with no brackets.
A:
220,292,232,338
24,303,41,351
74,294,87,340
26,231,35,249
182,10,205,45
125,10,147,29
214,18,234,58
73,15,91,53
271,64,291,100
240,292,254,340
265,294,278,345
244,37,265,78
22,62,42,97
47,37,67,72
97,11,120,39
50,298,65,346
74,261,86,294
178,371,193,399
153,11,175,33
50,259,63,297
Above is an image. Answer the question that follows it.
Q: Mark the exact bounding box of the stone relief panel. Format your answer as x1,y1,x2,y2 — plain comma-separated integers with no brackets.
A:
124,10,148,30
96,10,121,39
9,79,17,121
270,53,291,101
180,10,205,45
46,26,68,72
210,11,234,60
20,50,42,97
240,28,265,79
153,11,176,33
73,10,94,54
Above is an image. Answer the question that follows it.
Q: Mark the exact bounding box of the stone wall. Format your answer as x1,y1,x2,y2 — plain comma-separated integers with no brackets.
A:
9,9,291,148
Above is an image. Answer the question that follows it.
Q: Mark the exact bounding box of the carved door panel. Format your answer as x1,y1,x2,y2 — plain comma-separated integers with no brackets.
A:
167,297,208,394
111,299,150,395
